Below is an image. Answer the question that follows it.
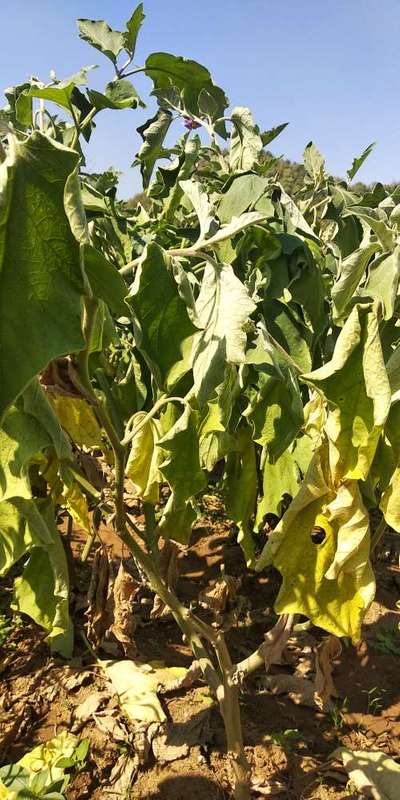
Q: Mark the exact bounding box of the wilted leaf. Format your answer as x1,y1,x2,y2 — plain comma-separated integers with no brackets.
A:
256,451,375,642
314,635,342,710
304,303,391,482
180,178,215,240
191,261,255,405
128,243,196,387
126,413,160,503
347,142,376,182
12,502,73,656
134,110,172,187
110,561,139,657
48,393,103,450
224,426,257,565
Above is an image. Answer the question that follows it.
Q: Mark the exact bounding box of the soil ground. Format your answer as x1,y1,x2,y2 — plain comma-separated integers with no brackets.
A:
1,497,399,799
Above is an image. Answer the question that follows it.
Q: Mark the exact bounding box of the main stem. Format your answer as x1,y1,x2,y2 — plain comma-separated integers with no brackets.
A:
76,298,251,800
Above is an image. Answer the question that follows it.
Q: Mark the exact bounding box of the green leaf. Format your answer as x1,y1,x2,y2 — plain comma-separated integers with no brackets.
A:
332,242,379,323
123,3,145,57
245,359,304,462
218,174,268,223
180,179,215,240
145,52,228,118
0,497,52,576
256,452,375,642
229,107,263,172
16,67,96,123
346,206,395,251
157,405,206,543
359,246,400,320
88,79,142,110
262,299,312,373
158,405,206,508
134,109,172,187
0,133,85,418
224,426,257,565
77,18,124,64
0,404,51,501
303,141,325,181
256,449,300,525
128,243,197,388
84,244,128,316
12,502,73,657
201,211,265,248
347,142,376,182
304,303,391,481
191,261,256,406
260,122,288,147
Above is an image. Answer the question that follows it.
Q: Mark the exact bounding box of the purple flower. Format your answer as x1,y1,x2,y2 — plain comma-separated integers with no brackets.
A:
183,116,201,130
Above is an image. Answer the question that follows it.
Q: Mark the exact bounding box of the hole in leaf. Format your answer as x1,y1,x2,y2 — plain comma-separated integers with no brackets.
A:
310,525,326,545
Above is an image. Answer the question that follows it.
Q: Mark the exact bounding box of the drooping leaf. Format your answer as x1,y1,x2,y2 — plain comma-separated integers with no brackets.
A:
48,393,103,449
0,404,51,501
262,299,312,373
359,246,400,320
134,109,172,187
346,206,395,251
16,66,96,123
380,467,400,531
256,450,300,526
332,242,379,323
158,405,206,510
77,18,124,64
12,502,73,656
347,142,376,182
128,243,197,388
0,497,52,576
304,303,391,482
191,261,256,405
256,452,375,642
180,178,215,241
229,107,263,172
84,244,128,316
126,413,160,503
0,133,85,417
224,426,257,565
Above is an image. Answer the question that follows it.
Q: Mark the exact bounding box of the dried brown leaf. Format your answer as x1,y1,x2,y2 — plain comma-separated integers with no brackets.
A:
109,561,140,657
314,635,342,711
86,545,110,650
105,753,138,800
262,614,295,670
199,573,241,624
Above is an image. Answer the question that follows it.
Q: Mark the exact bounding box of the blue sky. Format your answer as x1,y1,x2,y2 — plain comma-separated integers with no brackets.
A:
1,0,400,197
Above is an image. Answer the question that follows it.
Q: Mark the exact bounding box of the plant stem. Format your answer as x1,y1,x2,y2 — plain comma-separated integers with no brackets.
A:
370,515,387,552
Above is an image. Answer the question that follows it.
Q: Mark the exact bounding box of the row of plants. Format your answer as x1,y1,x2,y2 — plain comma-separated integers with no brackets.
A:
1,5,399,797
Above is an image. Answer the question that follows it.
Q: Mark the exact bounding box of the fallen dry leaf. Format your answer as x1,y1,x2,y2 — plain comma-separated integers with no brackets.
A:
264,674,316,708
72,690,109,731
333,747,400,799
104,753,138,800
152,706,212,763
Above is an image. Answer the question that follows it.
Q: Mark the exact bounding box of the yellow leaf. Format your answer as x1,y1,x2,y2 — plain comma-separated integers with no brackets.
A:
125,412,160,503
49,394,103,449
380,466,400,531
256,449,375,642
62,481,91,533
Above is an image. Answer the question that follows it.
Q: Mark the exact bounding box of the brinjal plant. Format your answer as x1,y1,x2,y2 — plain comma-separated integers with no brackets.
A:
1,5,400,798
